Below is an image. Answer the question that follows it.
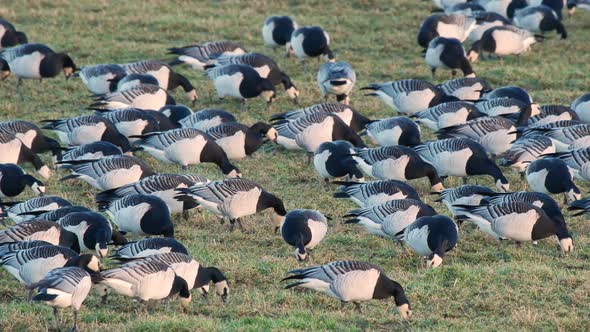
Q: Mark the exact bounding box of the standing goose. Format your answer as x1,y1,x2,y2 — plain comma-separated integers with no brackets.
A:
2,196,71,223
437,77,493,101
111,237,188,260
99,194,174,238
352,146,444,192
262,15,298,51
206,122,276,160
94,108,160,142
403,215,459,268
551,147,590,180
96,173,208,216
527,105,579,126
571,93,590,123
333,180,421,208
0,133,51,180
567,0,590,16
131,128,240,176
57,211,112,257
514,5,567,39
344,199,437,241
159,105,193,128
207,64,276,112
21,205,91,223
289,26,334,62
270,103,371,132
417,14,476,48
317,61,356,105
174,178,287,231
59,155,155,191
436,185,495,217
58,141,123,163
179,108,237,131
365,116,421,147
41,114,131,152
168,41,247,70
468,11,511,43
467,26,537,62
0,220,62,244
413,101,482,130
499,135,555,173
425,37,475,79
0,164,44,198
280,209,328,261
313,141,364,183
0,19,27,49
90,83,175,110
525,157,581,203
414,138,510,191
361,79,460,116
282,260,411,319
454,202,573,253
0,120,61,157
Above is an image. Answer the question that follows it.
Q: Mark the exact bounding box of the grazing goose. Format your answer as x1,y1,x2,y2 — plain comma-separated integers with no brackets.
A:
99,259,191,307
344,199,437,241
58,141,123,163
289,26,334,62
22,205,91,223
571,93,590,123
168,41,247,70
454,202,573,252
530,0,565,19
283,260,411,318
174,178,287,231
0,120,61,157
438,77,493,101
111,237,188,260
41,114,131,152
483,85,533,104
403,215,458,267
313,141,364,183
0,240,51,257
333,180,421,208
480,0,528,18
0,220,61,244
274,112,365,154
100,194,173,237
467,26,537,62
436,185,495,217
483,191,567,227
413,101,482,130
206,122,276,160
262,15,298,51
514,5,567,39
179,108,236,131
131,128,240,176
207,64,276,112
362,79,460,115
417,14,476,48
0,164,44,198
317,61,356,104
59,155,155,191
533,124,590,151
551,147,590,180
57,211,112,257
365,116,421,147
77,64,127,94
468,11,511,43
0,133,51,180
414,138,510,191
527,105,579,126
352,146,444,192
499,135,555,173
280,209,328,261
94,108,160,142
96,173,208,215
209,53,299,102
90,83,175,110
425,37,475,79
525,157,581,202
270,103,371,132
0,19,27,49
474,98,540,118
567,0,590,16
2,196,71,223
31,267,95,332
159,105,193,128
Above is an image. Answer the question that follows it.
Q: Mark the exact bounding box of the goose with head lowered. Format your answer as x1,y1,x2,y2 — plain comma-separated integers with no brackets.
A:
57,211,121,258
437,77,493,101
498,135,555,174
159,105,193,128
412,101,482,131
283,260,411,319
425,37,475,79
313,141,364,183
333,180,421,208
567,0,590,16
179,108,237,132
0,19,28,49
110,237,188,260
403,215,459,268
262,15,298,52
77,64,127,94
206,122,276,160
94,108,160,142
365,116,421,147
468,11,511,43
280,209,328,261
0,133,51,180
317,61,356,105
467,26,538,63
168,40,247,70
2,196,71,223
0,164,45,198
417,13,476,48
289,26,334,63
513,5,567,39
270,103,371,133
90,83,176,110
0,120,61,158
525,157,581,203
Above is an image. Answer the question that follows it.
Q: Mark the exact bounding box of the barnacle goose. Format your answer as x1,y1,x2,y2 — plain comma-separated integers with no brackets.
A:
467,26,538,62
435,185,495,217
100,194,173,238
270,103,371,132
0,120,61,157
179,108,237,131
468,11,511,43
404,215,458,267
438,77,493,101
551,147,590,180
362,79,460,115
0,240,52,256
483,191,567,227
425,37,475,79
474,97,540,118
41,114,131,152
527,105,579,126
58,141,123,163
77,64,127,94
313,141,363,183
94,108,160,142
0,164,44,198
283,260,411,319
96,173,208,215
480,0,528,18
207,64,276,112
365,116,421,147
112,73,159,91
131,128,241,176
571,93,590,123
206,122,276,160
0,220,61,244
209,53,299,102
483,85,533,104
59,155,155,191
498,135,555,173
317,61,355,105
31,266,95,332
111,237,188,260
412,101,482,130
280,209,328,261
22,205,91,223
289,26,334,62
417,14,476,48
57,211,113,257
352,146,445,192
262,15,298,51
454,202,573,253
414,138,510,191
174,178,287,231
2,196,71,223
90,83,175,110
525,157,581,202
333,180,421,208
514,5,567,39
344,199,437,241
168,41,247,70
0,133,51,180
531,123,590,151
159,105,193,128
0,19,27,49
567,0,590,16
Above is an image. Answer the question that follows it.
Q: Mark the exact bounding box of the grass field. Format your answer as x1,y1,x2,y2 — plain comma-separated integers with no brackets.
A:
1,0,590,331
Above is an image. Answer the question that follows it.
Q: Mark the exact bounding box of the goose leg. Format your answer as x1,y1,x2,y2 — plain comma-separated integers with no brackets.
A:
240,99,246,112
563,193,568,205
306,153,313,165
431,68,436,80
451,70,457,78
182,210,190,221
237,218,246,232
340,301,346,310
16,78,23,100
27,289,34,302
53,307,61,332
462,177,468,185
229,219,236,232
70,309,78,332
353,302,362,313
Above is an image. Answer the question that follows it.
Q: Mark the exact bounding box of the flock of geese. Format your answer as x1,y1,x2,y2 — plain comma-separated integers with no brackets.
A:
0,0,589,330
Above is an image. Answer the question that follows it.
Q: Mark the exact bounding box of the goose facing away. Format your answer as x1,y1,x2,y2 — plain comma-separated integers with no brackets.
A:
403,215,459,268
280,209,328,261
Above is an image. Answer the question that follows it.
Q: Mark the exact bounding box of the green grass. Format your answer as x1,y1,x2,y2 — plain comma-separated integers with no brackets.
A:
1,0,590,331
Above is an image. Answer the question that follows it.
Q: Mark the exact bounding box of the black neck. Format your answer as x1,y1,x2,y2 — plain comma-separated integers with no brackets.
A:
168,71,194,92
170,275,191,299
257,191,286,216
425,165,442,187
39,53,65,78
279,71,295,90
459,57,474,76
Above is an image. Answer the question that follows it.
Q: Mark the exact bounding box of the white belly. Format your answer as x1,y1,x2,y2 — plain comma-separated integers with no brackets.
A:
10,51,44,78
214,72,244,99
